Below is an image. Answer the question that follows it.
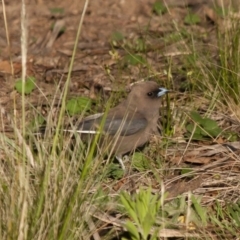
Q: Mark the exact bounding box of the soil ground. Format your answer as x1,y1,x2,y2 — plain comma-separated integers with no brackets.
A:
0,0,239,191
0,0,235,109
0,0,240,237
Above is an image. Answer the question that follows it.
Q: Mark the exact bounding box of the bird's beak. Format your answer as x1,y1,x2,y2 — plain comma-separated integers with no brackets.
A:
157,88,169,97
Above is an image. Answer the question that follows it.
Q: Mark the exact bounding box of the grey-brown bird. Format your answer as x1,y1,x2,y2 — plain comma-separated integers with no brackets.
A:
70,81,168,169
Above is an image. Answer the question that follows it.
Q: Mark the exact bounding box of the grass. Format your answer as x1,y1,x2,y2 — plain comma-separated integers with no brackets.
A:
1,0,240,239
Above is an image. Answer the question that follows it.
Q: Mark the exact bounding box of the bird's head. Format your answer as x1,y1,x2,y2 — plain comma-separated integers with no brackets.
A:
127,81,169,115
128,81,169,100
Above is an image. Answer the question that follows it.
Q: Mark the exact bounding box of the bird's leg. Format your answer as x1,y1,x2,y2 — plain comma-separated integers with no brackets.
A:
115,155,125,171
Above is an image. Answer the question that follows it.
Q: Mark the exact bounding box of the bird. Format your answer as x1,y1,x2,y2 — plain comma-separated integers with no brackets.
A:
67,81,169,170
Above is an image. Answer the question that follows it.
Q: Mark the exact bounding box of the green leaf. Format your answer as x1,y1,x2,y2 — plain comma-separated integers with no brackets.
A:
152,1,167,15
186,122,205,140
124,54,147,66
163,196,186,217
223,131,238,142
190,111,204,123
125,220,140,240
201,118,222,137
191,195,207,225
132,152,150,171
184,12,201,25
187,112,223,139
15,76,36,94
49,7,64,14
66,97,91,116
120,188,161,239
29,115,45,130
186,123,201,134
142,218,153,239
227,203,240,226
192,133,205,140
135,38,146,52
111,31,124,42
136,190,150,223
201,118,218,129
106,163,124,179
185,132,205,140
120,193,139,223
181,168,193,175
215,6,228,17
203,128,222,137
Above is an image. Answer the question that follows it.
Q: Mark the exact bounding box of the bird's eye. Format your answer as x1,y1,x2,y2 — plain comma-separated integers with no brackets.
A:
147,92,153,97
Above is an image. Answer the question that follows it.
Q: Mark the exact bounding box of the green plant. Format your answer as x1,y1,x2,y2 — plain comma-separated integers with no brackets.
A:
185,111,222,140
105,162,124,179
152,1,167,15
163,194,208,227
28,114,45,130
132,152,150,171
226,201,240,227
49,7,65,14
111,31,125,46
184,11,201,25
210,201,238,237
120,188,163,240
15,76,36,94
66,96,92,116
123,54,147,66
215,19,240,103
181,168,194,177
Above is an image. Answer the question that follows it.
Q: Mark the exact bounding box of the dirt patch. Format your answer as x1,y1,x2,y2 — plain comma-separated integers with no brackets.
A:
1,0,239,176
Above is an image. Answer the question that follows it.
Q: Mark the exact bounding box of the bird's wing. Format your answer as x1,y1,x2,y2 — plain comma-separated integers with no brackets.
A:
103,116,147,136
77,113,147,136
